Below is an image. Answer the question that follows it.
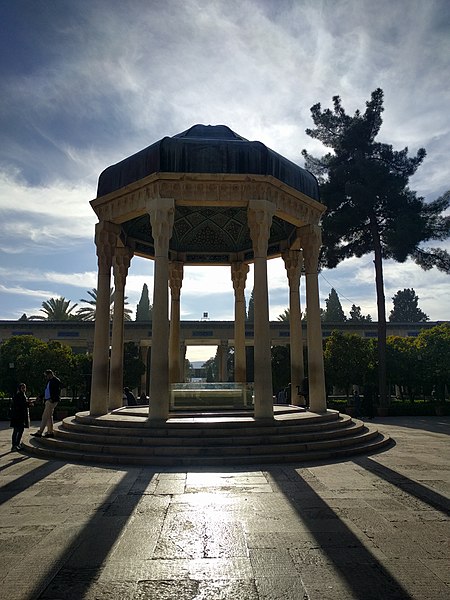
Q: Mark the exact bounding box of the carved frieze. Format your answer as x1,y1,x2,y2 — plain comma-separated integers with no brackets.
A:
91,175,325,227
90,176,325,265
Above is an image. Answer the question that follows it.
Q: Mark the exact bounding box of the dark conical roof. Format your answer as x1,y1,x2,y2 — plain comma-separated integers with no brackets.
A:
172,124,247,140
97,124,319,200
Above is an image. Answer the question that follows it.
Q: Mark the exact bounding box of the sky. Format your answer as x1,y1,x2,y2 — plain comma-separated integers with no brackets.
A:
0,0,449,362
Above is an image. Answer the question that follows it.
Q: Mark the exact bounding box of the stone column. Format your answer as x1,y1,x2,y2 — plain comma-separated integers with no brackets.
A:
109,245,133,410
300,224,327,413
282,249,304,406
169,261,183,383
231,262,249,384
90,221,120,415
248,199,276,419
148,198,175,421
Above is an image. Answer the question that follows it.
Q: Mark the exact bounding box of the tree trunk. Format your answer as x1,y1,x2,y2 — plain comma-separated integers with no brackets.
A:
370,214,388,406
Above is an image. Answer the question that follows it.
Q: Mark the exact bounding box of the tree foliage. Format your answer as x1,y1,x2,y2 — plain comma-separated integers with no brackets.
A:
322,324,450,402
71,353,93,400
0,335,88,397
202,356,218,382
302,88,449,404
0,335,47,395
386,336,422,400
271,345,290,394
416,323,450,400
389,288,429,323
324,331,374,396
123,342,146,389
77,288,132,321
302,89,433,270
277,308,290,322
29,297,78,321
349,304,372,322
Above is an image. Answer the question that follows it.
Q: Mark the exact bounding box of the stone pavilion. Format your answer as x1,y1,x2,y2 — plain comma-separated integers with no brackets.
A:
89,124,327,421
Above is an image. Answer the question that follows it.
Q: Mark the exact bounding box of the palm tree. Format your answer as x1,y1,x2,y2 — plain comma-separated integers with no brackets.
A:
76,288,132,321
277,308,290,322
29,297,79,320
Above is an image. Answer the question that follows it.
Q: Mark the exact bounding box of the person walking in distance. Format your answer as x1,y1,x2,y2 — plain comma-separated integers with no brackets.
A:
31,369,61,438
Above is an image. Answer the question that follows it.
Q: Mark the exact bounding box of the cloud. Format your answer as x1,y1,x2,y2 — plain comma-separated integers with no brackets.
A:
0,0,449,329
0,266,97,319
0,283,54,299
0,172,96,254
2,0,448,194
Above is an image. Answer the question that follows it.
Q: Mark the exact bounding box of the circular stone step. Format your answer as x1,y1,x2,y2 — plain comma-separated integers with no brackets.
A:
22,408,391,466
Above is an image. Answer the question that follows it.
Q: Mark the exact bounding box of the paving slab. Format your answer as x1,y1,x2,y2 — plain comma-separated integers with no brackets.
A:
0,416,448,599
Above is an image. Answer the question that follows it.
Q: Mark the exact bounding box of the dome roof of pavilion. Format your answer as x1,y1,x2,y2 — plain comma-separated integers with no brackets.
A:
92,124,324,264
97,124,319,201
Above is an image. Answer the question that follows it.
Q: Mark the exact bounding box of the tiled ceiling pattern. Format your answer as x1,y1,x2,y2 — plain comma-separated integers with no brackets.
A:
122,206,296,261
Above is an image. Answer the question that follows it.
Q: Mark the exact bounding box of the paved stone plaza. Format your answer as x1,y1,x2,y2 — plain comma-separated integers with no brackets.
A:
0,417,448,600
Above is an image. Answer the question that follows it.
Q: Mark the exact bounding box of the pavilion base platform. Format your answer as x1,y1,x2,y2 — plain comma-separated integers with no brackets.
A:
23,405,391,466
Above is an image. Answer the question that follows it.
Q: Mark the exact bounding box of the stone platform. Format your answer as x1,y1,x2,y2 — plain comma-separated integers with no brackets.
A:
22,406,390,466
0,417,449,599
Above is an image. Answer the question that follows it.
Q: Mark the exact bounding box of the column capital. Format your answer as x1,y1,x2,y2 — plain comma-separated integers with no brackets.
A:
298,224,322,274
169,261,184,300
231,261,249,296
282,249,303,289
247,200,276,258
113,245,133,282
95,221,121,269
147,198,175,257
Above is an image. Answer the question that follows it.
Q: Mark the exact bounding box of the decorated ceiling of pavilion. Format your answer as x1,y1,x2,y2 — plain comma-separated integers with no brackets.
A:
122,205,297,264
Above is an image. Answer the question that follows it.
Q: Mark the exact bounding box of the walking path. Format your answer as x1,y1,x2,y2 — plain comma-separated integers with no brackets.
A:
0,416,449,599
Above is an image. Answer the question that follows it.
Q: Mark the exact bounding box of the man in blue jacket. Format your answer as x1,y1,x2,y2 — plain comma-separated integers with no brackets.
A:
31,369,61,438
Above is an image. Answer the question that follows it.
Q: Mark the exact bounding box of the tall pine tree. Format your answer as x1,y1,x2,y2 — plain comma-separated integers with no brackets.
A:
135,284,152,321
302,88,450,405
323,288,346,322
389,288,429,323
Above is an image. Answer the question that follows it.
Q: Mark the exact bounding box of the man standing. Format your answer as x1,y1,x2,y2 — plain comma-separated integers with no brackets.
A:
31,369,61,438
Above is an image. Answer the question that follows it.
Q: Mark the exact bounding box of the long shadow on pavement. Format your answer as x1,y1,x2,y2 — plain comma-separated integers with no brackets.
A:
374,416,450,436
270,467,413,600
30,468,158,600
354,456,450,516
0,461,158,599
0,453,29,472
0,458,63,505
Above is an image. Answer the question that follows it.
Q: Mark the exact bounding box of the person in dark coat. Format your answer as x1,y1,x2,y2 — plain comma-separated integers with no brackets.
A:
10,383,31,451
362,384,375,420
124,387,137,406
353,389,363,418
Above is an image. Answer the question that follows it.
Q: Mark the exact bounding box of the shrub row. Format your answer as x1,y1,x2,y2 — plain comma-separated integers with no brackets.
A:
327,397,450,416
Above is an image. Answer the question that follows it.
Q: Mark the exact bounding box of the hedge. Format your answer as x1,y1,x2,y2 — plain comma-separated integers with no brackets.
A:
327,397,450,416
